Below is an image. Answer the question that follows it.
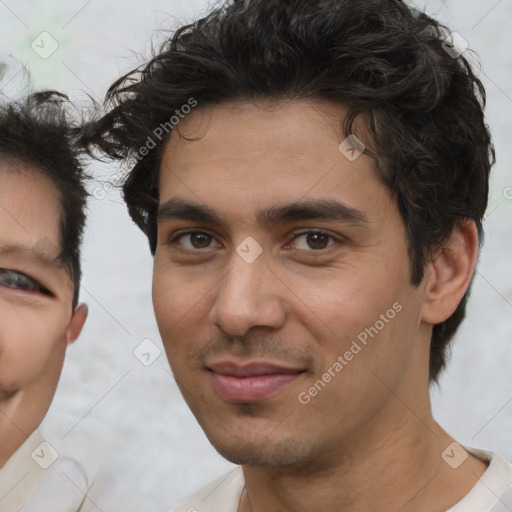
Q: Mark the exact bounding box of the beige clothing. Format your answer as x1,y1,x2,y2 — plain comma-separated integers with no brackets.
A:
0,431,47,511
169,448,512,512
0,430,94,512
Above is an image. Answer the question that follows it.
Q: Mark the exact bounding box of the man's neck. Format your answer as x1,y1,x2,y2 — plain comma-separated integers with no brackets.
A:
238,408,488,512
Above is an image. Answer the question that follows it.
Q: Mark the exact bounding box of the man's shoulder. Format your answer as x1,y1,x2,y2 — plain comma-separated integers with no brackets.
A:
168,466,244,512
479,450,512,512
449,447,512,512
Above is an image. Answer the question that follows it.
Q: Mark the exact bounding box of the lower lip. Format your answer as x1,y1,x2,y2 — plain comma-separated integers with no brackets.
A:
209,371,302,402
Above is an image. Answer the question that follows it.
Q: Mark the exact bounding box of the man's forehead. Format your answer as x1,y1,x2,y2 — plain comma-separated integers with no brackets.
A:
162,99,357,155
159,99,375,177
156,99,385,227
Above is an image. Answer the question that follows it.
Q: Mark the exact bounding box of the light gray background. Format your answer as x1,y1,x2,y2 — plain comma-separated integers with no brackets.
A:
1,0,511,510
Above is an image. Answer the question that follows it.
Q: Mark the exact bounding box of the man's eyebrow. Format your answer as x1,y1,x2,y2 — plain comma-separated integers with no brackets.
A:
256,199,369,226
157,198,369,227
158,198,226,226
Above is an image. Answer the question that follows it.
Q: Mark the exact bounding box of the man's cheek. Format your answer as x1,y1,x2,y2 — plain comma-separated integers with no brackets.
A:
154,284,196,325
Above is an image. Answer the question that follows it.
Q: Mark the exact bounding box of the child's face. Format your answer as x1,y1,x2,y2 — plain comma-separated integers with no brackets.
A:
0,162,87,450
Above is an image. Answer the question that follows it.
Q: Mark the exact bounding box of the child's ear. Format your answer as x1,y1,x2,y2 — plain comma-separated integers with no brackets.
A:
67,303,88,344
421,220,479,325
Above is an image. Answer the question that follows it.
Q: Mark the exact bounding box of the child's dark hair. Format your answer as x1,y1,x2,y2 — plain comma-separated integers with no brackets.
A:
0,91,89,308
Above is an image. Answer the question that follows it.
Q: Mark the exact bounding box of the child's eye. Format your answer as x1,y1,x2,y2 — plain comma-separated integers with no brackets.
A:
0,268,51,295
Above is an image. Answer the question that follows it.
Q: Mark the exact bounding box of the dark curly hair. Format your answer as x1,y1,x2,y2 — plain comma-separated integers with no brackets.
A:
0,91,89,308
81,0,494,381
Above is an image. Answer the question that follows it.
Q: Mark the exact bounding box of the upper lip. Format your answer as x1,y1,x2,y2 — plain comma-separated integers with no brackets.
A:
207,360,304,377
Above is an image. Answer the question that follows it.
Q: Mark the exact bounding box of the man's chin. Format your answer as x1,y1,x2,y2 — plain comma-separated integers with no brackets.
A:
208,435,309,467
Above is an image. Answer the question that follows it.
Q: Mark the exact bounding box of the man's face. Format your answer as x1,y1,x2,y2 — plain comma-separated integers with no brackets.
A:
0,163,85,440
153,100,433,469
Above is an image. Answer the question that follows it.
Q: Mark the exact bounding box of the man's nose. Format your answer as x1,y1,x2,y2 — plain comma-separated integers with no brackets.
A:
209,247,286,337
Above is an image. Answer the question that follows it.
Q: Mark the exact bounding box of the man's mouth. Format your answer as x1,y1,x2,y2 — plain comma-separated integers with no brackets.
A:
207,360,305,402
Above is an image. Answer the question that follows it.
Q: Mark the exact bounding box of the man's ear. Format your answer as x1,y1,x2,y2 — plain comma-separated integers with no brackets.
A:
421,220,479,325
66,303,88,345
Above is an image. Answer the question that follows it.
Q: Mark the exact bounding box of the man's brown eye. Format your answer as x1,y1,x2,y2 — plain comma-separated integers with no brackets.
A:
306,233,330,250
190,233,212,249
174,231,218,250
290,231,337,251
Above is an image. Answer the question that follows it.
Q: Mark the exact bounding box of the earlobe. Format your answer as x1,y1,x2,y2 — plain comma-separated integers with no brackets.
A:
421,220,479,325
67,303,88,344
